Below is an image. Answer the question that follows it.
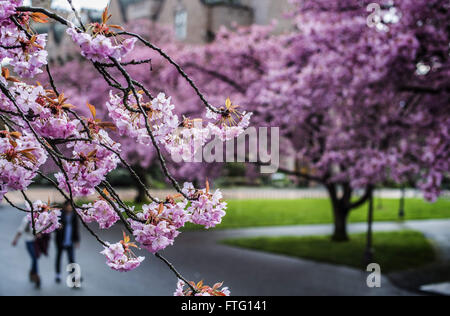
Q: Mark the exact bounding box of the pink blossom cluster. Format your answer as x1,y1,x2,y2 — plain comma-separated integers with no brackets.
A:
128,183,226,253
79,200,120,229
101,241,144,272
107,92,252,161
55,129,120,197
129,201,190,253
66,27,136,63
1,82,79,139
34,114,78,139
0,82,44,113
9,35,47,78
27,200,61,234
0,0,22,21
107,91,208,161
174,280,230,297
0,19,48,77
169,118,211,162
0,131,47,201
106,91,175,146
206,108,252,142
183,183,227,229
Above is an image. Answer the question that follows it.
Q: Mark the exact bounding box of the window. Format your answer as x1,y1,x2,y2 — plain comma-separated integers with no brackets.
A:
174,9,188,40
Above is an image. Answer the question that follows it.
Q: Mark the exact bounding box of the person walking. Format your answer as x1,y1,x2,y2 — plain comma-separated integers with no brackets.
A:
55,200,80,284
12,216,50,289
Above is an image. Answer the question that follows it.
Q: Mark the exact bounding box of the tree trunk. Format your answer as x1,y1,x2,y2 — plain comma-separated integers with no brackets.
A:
327,184,351,242
133,166,149,203
332,205,350,241
398,186,405,219
135,184,148,204
326,183,372,242
364,191,375,265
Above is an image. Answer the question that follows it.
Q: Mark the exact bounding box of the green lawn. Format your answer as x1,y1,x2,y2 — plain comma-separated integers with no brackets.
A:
183,198,450,230
222,230,437,273
127,198,450,231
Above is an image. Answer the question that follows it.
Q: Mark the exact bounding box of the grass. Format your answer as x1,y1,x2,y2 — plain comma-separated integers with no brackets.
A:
222,230,437,273
125,198,450,231
184,198,450,230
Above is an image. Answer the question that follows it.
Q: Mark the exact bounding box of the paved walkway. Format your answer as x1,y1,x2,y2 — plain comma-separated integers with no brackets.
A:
2,205,448,296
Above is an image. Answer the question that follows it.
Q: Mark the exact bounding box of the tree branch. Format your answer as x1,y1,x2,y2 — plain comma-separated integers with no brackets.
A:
349,185,374,210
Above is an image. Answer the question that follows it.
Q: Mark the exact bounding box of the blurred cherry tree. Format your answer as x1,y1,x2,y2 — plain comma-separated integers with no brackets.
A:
170,0,450,240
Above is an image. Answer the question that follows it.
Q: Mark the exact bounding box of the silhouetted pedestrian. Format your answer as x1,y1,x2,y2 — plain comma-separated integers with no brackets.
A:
54,200,80,284
12,216,50,289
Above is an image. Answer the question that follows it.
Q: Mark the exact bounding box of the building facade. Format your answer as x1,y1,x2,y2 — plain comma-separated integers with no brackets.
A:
109,0,292,43
36,0,292,62
30,0,52,9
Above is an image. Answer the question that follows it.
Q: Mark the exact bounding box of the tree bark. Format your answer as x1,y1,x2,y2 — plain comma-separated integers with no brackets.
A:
398,186,405,219
133,166,149,203
327,184,351,242
364,191,375,264
332,205,350,241
326,183,373,242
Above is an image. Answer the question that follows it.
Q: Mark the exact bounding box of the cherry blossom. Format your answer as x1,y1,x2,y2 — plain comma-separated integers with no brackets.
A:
1,82,79,139
67,27,136,63
107,90,252,162
174,279,230,297
106,91,179,146
207,98,252,142
66,8,136,63
107,90,216,162
0,131,47,201
27,200,61,234
79,199,120,229
183,182,227,229
101,234,145,272
55,128,120,197
0,11,48,78
129,201,190,253
0,1,22,22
